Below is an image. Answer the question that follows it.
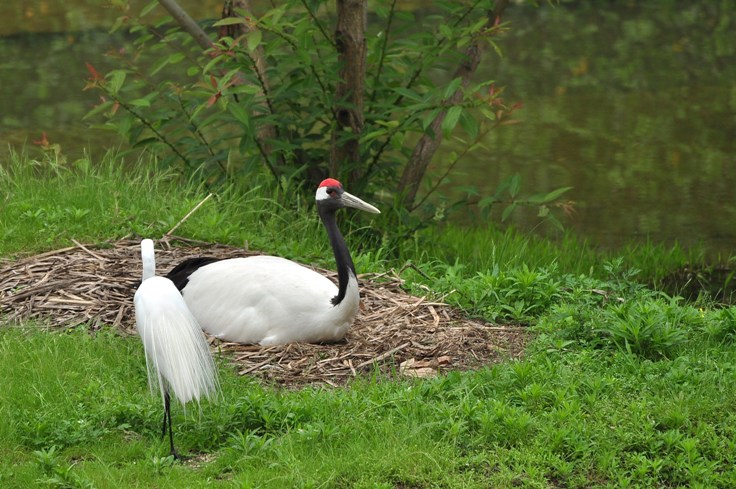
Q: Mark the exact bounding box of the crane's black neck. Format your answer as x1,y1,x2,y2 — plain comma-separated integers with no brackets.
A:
319,206,355,306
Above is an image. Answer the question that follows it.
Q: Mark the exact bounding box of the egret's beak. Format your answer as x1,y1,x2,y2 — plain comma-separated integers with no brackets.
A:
341,191,381,214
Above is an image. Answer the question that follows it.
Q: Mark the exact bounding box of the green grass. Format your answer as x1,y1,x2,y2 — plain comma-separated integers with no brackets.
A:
0,149,325,259
3,151,736,487
1,148,711,280
3,326,736,487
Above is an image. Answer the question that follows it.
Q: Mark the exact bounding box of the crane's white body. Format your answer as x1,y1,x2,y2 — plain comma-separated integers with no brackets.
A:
169,180,378,347
134,240,219,408
181,255,360,345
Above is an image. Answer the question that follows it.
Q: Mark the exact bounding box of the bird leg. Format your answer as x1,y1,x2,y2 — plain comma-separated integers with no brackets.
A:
160,392,169,440
162,391,183,460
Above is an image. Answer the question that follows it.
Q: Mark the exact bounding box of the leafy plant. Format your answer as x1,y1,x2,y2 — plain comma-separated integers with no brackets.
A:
33,446,60,476
702,306,736,344
596,297,693,359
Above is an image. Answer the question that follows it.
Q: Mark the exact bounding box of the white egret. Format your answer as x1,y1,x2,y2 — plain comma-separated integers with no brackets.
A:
165,178,380,345
133,238,219,459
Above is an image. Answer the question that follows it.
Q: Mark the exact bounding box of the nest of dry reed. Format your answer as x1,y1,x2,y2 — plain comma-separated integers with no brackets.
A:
0,238,528,386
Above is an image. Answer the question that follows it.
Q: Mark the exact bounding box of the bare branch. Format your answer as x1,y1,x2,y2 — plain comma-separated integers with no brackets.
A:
397,0,510,208
157,0,213,50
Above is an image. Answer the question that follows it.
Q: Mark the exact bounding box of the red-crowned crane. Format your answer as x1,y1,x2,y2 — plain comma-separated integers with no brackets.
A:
165,178,380,345
134,238,219,459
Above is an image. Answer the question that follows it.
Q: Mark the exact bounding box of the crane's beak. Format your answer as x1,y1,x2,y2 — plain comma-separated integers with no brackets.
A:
341,191,381,214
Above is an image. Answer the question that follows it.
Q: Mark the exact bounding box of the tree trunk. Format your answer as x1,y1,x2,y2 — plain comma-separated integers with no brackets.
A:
331,0,367,182
398,0,510,209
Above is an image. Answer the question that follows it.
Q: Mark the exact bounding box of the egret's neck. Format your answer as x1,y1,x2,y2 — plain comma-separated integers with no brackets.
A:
140,239,157,281
319,208,356,306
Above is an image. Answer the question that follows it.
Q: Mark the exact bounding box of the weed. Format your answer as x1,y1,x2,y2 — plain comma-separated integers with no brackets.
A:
33,446,60,476
228,429,274,456
150,455,175,475
702,306,736,344
597,297,692,358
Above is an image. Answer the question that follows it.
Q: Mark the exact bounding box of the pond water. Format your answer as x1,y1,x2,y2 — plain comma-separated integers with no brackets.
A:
461,2,736,257
0,0,222,156
1,1,734,258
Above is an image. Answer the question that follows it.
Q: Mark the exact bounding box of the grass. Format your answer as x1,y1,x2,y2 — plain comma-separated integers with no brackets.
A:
3,150,736,487
0,148,323,258
3,325,736,487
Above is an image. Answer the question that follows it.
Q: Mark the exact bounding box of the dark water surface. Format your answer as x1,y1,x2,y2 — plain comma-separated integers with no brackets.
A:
1,1,734,257
441,2,736,256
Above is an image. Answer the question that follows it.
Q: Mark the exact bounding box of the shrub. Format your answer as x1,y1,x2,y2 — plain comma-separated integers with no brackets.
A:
85,0,569,234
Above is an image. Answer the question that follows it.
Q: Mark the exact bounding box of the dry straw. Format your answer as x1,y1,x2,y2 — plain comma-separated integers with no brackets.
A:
0,239,527,386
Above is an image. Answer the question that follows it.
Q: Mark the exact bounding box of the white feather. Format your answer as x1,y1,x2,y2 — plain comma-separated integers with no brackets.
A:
181,255,360,345
134,240,219,406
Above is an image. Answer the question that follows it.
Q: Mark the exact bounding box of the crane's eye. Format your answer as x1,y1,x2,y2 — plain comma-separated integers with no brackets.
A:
327,188,336,196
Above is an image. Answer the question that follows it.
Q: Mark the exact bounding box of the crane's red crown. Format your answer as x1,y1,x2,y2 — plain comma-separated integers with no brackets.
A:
319,178,342,189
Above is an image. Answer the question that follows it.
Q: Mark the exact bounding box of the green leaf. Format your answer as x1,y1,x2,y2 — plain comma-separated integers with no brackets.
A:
129,98,151,108
478,196,497,209
228,102,251,127
212,17,246,27
479,107,496,121
150,57,170,77
393,88,425,102
247,30,262,53
441,106,463,137
527,186,572,205
107,70,126,95
543,186,574,202
168,53,185,65
501,202,517,221
232,84,263,96
202,55,222,75
439,24,453,39
547,215,565,232
489,40,504,59
459,111,479,139
493,178,510,197
389,131,405,150
139,0,159,18
361,129,389,144
218,68,242,88
526,192,546,204
457,185,479,197
509,174,521,198
83,100,113,120
422,108,440,131
443,78,463,99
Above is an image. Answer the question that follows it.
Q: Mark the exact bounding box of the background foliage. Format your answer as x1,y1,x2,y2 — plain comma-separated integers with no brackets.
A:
85,0,568,235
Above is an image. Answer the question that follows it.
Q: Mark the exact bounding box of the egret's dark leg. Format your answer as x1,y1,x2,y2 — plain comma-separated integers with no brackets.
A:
162,391,181,459
161,391,169,440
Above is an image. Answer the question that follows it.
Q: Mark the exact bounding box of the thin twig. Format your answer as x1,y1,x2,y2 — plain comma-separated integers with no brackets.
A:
356,342,411,369
369,0,397,103
299,0,336,48
71,239,108,262
411,120,500,211
239,356,277,375
164,193,214,237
